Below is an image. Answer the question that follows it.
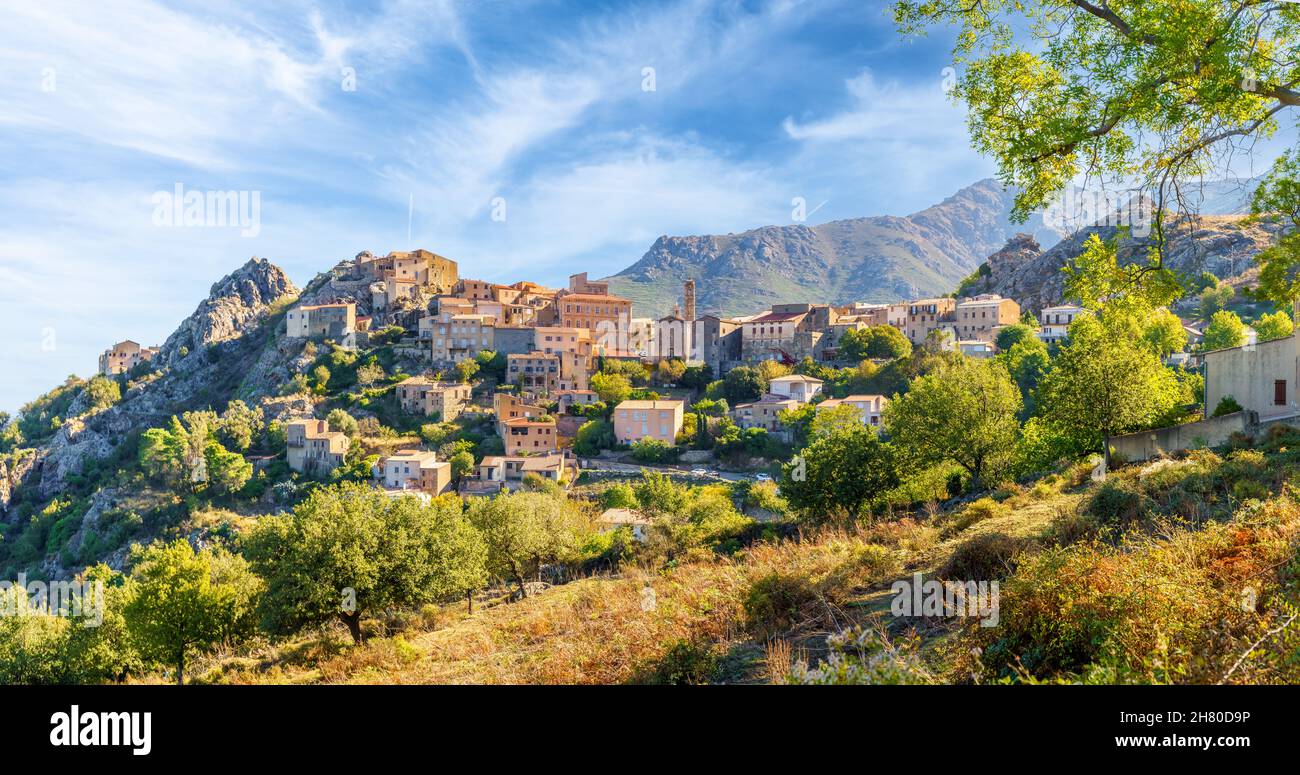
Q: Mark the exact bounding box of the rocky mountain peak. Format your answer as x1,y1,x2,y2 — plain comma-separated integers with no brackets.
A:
160,257,297,368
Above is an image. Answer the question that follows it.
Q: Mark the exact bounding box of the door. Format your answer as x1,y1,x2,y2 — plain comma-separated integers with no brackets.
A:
1275,380,1287,406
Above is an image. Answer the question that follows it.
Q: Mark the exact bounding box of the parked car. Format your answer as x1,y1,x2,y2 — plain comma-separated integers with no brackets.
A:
690,468,710,477
754,473,773,482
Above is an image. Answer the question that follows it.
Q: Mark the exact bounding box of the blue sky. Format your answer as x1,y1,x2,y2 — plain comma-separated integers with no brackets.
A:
0,0,1287,414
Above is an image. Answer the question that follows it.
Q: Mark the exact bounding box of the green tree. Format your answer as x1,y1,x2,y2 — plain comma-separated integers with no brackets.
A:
779,426,898,524
1202,309,1247,351
246,483,487,644
467,491,583,598
1252,150,1300,305
722,365,766,404
123,540,249,685
1199,283,1236,320
83,376,121,411
1141,308,1188,358
204,440,252,496
327,408,359,437
1254,310,1294,343
885,359,1022,490
840,326,912,361
455,359,480,384
219,400,263,452
1001,337,1051,416
896,0,1299,290
449,450,475,485
138,416,190,488
356,360,386,388
808,403,863,442
1039,313,1191,469
994,323,1035,353
591,372,632,406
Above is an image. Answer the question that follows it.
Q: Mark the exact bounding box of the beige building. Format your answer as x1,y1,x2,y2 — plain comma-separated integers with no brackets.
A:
731,397,800,433
286,419,349,476
493,392,547,426
468,451,577,493
395,378,472,420
1204,303,1300,422
99,340,159,375
431,314,495,363
613,399,685,445
818,394,888,429
767,374,824,403
501,417,559,455
902,298,956,345
954,294,1021,342
380,449,452,494
741,307,809,361
556,293,633,355
285,302,357,341
507,351,561,395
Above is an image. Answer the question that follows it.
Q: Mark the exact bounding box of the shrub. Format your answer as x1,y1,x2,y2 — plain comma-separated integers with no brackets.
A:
940,497,1008,538
643,638,720,685
742,572,819,641
1086,480,1149,527
1211,395,1243,417
938,532,1030,581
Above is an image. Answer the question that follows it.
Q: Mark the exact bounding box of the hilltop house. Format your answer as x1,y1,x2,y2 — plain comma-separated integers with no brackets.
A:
1038,304,1086,346
954,294,1020,342
818,394,888,429
466,451,577,494
99,340,159,375
286,302,357,343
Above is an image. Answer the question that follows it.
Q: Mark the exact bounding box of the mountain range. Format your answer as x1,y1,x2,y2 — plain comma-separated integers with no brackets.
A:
604,177,1264,318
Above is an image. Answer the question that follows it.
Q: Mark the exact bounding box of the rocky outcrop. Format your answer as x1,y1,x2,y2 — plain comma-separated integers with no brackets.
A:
0,449,39,519
35,258,300,498
961,216,1278,313
160,257,297,370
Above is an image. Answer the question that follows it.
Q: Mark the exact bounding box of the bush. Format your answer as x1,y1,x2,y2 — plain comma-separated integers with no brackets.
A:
1211,395,1243,417
631,438,678,464
643,639,720,685
1086,480,1149,527
938,532,1030,581
939,497,1008,538
742,572,819,641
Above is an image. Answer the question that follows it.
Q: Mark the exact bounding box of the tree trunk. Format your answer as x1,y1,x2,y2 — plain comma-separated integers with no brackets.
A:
466,590,474,614
340,611,363,644
176,653,185,686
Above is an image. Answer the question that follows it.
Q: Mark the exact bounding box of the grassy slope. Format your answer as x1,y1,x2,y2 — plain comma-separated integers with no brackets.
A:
157,434,1300,686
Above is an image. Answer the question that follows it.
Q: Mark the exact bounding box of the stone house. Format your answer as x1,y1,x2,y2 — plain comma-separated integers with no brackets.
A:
285,419,349,476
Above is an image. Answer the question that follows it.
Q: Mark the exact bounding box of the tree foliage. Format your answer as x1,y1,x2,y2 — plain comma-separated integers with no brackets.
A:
246,483,487,644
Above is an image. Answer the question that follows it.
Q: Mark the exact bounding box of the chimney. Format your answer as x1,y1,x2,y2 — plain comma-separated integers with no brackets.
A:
683,279,696,321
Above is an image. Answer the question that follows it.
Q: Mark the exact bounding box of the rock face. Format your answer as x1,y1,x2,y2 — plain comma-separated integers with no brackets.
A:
963,216,1279,313
33,258,300,498
159,257,296,369
605,179,1070,318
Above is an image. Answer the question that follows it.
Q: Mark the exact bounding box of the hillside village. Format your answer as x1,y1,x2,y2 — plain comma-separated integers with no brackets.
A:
3,216,1300,686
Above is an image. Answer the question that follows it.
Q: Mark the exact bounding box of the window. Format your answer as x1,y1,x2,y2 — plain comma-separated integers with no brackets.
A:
1276,380,1288,406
